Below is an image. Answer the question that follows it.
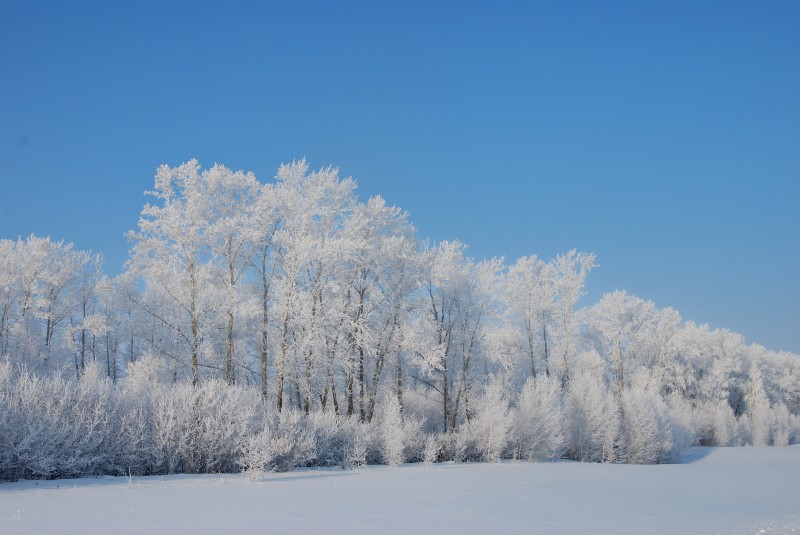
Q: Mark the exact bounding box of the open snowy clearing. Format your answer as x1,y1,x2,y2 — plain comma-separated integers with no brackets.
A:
1,446,798,535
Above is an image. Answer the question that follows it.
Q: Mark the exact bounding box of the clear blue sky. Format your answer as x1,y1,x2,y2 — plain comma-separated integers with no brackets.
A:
1,1,798,352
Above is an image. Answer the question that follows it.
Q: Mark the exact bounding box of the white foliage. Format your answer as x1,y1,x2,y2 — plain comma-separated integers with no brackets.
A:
566,351,620,463
380,395,405,466
347,431,369,470
124,353,172,394
621,385,674,464
422,434,441,467
745,364,772,447
1,157,799,480
471,377,512,463
241,411,316,475
772,403,791,447
512,375,566,461
697,400,740,447
666,394,698,452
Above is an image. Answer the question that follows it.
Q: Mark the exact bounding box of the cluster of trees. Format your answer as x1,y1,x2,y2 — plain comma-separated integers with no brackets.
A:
1,159,798,479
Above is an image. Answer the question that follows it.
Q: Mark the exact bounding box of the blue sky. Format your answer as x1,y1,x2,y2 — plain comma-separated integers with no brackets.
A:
1,1,798,352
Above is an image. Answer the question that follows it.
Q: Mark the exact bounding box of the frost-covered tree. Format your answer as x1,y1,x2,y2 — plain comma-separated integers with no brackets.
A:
502,256,557,380
250,180,283,399
66,253,105,376
550,250,596,387
745,363,772,446
620,379,675,463
2,156,800,481
127,160,210,384
409,241,501,431
380,394,405,466
0,240,15,357
271,160,356,412
337,196,417,421
202,164,260,385
586,290,658,395
566,351,620,462
512,375,566,461
0,235,99,374
470,377,512,462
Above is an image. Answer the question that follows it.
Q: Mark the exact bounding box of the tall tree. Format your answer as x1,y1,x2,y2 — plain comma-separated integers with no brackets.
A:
250,181,283,400
0,235,96,373
410,241,501,431
127,160,209,384
587,290,656,395
550,250,596,387
337,196,417,421
503,255,557,380
271,159,355,412
202,164,260,385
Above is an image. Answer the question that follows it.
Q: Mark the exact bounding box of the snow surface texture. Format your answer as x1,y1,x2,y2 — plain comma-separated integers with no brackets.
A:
1,446,798,535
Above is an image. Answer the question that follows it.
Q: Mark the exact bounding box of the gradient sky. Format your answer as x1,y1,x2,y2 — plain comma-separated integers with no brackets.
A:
1,1,798,352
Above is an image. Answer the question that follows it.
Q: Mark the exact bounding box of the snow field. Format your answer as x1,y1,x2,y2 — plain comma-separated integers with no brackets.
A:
1,445,798,535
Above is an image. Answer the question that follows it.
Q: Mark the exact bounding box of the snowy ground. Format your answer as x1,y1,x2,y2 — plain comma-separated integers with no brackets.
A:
1,446,798,535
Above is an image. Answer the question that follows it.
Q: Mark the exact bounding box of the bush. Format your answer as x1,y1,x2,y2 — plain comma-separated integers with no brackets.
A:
621,386,674,464
511,375,566,462
566,353,620,463
470,378,512,463
697,400,740,447
240,410,316,478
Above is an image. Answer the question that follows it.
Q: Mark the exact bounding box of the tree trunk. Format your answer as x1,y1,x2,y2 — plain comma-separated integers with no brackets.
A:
346,362,354,417
106,333,112,378
259,248,273,400
541,313,550,377
526,316,537,379
277,262,298,413
225,238,237,386
442,367,449,432
226,310,235,385
278,302,290,412
365,353,384,422
189,255,199,386
615,335,624,396
304,265,323,415
396,363,403,414
0,299,7,355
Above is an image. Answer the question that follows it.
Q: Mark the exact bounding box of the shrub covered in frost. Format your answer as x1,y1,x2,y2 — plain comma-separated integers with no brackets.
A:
511,375,566,462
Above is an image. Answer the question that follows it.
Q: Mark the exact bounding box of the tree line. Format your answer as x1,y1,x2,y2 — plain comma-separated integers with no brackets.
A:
1,159,798,479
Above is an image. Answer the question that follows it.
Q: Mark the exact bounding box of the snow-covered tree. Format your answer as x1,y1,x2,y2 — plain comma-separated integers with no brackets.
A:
202,164,260,385
2,156,800,481
566,351,620,462
512,374,566,461
502,256,557,380
127,160,210,384
745,363,772,446
380,394,405,466
470,377,512,462
271,160,355,413
586,290,656,394
0,235,98,374
620,380,675,463
336,195,417,421
409,241,501,431
550,250,596,387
